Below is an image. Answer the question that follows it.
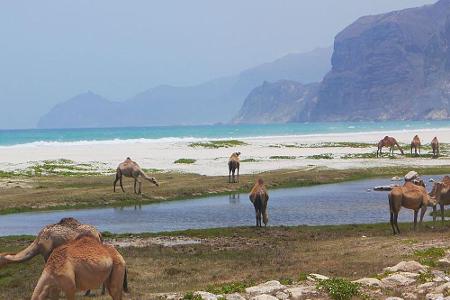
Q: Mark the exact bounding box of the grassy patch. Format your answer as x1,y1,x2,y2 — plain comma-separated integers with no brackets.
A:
342,153,377,159
182,292,202,300
417,270,434,283
317,278,360,300
307,153,333,160
414,247,446,267
189,140,248,149
174,159,196,164
270,142,373,149
206,281,249,294
269,155,296,160
240,158,259,163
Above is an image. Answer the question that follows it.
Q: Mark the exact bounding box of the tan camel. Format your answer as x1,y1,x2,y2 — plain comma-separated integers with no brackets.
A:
249,178,269,227
431,137,440,157
114,157,159,194
410,135,421,155
377,136,404,157
31,235,126,300
388,181,435,234
228,152,241,183
0,217,101,267
430,175,450,222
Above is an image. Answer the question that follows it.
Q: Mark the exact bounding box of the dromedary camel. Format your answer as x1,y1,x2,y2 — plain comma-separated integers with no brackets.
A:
31,235,127,300
114,157,159,194
249,178,269,227
430,175,450,222
388,181,435,234
431,137,440,157
228,152,241,183
410,135,421,155
377,136,404,157
0,217,101,267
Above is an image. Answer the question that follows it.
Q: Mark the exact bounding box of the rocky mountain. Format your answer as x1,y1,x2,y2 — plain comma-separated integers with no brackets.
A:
37,47,331,128
235,0,450,123
232,81,319,124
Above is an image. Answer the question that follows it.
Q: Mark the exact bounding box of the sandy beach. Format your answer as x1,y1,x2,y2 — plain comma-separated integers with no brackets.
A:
1,127,450,176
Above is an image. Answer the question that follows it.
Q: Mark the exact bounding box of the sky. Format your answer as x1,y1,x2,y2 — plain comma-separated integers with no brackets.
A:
0,0,436,129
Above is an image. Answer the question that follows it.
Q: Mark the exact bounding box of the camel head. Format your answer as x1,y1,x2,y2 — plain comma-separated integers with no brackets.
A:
148,176,159,186
0,254,8,267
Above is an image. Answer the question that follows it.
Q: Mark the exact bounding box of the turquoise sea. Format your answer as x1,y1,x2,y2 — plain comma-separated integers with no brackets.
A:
1,120,450,147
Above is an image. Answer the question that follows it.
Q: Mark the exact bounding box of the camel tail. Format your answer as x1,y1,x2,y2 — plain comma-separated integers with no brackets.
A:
396,142,404,154
0,239,40,267
123,267,128,293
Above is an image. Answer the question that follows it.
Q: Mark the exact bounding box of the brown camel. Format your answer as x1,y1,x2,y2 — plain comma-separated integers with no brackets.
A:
410,135,421,155
31,235,127,300
388,181,435,234
377,136,404,157
114,157,159,194
228,152,241,183
430,175,450,222
0,217,101,267
249,178,269,227
431,137,440,157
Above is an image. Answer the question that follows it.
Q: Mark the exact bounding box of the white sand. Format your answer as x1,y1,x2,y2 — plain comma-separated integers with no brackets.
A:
1,127,450,176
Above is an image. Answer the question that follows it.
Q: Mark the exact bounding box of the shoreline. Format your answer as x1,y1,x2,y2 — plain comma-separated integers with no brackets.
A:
1,126,450,176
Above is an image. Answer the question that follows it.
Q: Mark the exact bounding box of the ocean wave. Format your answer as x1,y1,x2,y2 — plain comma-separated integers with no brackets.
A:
1,125,450,148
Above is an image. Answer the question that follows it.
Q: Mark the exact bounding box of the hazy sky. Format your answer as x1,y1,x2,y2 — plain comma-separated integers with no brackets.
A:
0,0,436,129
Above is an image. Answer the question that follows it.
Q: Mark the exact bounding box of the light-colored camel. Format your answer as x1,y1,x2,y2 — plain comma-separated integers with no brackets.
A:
388,181,435,234
228,152,241,183
410,135,421,155
430,175,450,222
377,136,404,157
0,217,101,267
249,178,269,227
431,137,440,157
114,157,159,194
31,235,127,300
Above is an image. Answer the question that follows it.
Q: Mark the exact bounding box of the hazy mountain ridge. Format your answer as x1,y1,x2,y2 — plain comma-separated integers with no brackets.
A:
235,0,450,123
37,47,332,128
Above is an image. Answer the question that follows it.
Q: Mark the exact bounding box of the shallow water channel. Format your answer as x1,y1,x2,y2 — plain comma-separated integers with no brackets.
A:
0,175,441,236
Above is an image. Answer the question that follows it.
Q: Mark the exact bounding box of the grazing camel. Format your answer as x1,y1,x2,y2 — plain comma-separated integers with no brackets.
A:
114,157,159,194
430,175,450,222
388,181,435,234
249,178,269,227
377,136,404,157
410,135,421,155
0,217,101,267
431,137,440,157
228,152,241,183
31,235,127,300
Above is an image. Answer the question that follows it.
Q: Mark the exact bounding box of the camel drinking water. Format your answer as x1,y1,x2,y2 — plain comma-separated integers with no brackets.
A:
430,175,450,222
228,152,241,183
410,135,421,155
114,157,159,194
31,235,127,300
388,181,435,234
249,178,269,227
431,137,440,157
377,136,404,157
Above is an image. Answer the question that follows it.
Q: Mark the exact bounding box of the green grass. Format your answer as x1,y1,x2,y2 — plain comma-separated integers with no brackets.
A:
206,281,250,294
307,153,333,160
269,155,296,160
174,158,197,164
240,158,259,163
188,140,248,149
269,142,374,149
183,292,203,300
341,153,378,159
414,247,446,267
316,278,360,300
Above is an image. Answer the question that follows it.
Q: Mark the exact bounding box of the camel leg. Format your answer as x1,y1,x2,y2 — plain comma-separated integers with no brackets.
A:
138,180,142,194
113,176,119,192
119,176,125,192
106,264,126,300
419,204,427,226
413,210,418,231
441,204,445,223
134,178,137,194
390,211,396,234
228,169,231,183
394,213,400,234
31,271,52,300
433,205,437,223
237,167,240,183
